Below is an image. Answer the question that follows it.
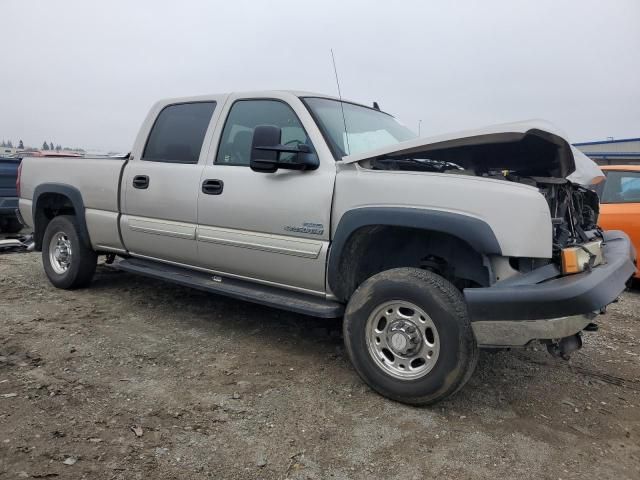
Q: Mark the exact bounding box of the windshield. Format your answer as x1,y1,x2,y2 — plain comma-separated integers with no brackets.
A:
302,97,417,159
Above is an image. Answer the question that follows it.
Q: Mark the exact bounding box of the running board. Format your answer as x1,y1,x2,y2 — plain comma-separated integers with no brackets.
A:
113,257,344,318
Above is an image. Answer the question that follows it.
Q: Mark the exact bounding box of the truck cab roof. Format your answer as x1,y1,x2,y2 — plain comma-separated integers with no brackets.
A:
153,90,376,111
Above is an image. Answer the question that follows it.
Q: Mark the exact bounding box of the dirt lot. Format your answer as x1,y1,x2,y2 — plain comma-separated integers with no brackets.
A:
1,249,639,480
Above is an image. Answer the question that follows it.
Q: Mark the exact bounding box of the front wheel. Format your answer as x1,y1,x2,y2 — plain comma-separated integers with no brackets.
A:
42,215,97,289
343,268,478,405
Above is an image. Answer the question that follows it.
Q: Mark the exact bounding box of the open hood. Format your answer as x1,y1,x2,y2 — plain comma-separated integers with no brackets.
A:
342,120,578,178
567,146,605,186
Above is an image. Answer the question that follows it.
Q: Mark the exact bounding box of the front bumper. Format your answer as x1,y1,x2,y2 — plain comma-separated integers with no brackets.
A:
464,230,636,346
472,313,595,347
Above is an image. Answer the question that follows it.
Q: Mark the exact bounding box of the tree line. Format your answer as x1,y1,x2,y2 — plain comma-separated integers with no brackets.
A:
1,139,84,152
0,139,22,149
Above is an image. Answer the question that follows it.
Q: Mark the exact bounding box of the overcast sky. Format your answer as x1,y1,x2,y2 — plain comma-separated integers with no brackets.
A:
1,0,638,152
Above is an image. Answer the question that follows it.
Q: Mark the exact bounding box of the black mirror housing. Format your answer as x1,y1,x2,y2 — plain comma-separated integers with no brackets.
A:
250,125,281,173
250,125,319,173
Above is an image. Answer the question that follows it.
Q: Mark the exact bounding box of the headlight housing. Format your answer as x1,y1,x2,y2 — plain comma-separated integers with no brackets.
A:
561,240,604,275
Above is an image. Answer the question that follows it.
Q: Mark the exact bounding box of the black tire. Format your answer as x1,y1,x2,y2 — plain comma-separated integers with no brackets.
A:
343,267,478,405
42,215,97,289
1,217,23,234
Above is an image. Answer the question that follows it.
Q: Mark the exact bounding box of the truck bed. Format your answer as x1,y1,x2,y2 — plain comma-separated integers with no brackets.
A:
18,156,127,251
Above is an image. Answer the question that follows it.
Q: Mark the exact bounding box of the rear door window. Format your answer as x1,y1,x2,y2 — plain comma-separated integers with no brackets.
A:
142,102,216,164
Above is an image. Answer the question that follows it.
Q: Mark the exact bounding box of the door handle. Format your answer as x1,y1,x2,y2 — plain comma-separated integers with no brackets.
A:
202,179,224,195
133,175,149,189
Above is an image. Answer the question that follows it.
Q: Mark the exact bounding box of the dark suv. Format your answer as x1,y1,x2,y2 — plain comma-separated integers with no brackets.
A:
0,156,22,233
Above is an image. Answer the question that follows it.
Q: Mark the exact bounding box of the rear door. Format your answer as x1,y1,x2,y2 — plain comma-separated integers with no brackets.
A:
196,93,336,294
121,100,220,266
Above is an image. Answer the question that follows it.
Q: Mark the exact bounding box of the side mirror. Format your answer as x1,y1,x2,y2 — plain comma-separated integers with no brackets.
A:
250,125,319,173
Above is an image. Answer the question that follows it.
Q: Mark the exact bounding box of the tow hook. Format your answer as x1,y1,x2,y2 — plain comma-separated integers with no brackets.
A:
547,333,583,360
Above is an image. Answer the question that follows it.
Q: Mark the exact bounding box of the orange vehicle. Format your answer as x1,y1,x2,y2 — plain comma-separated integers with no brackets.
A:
597,165,640,278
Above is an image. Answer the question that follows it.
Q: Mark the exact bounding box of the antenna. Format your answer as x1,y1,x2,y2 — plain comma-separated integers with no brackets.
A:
330,49,350,155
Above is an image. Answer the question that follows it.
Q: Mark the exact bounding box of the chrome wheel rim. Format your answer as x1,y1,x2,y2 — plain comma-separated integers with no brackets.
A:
365,300,440,380
49,231,72,274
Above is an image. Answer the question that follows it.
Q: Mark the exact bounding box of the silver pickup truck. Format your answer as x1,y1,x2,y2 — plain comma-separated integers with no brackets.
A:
17,91,636,404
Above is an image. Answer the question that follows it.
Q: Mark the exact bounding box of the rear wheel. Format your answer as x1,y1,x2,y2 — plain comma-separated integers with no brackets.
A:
343,267,478,405
42,215,97,289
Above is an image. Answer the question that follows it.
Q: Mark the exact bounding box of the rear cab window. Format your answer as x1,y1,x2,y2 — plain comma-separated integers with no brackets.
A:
142,102,216,164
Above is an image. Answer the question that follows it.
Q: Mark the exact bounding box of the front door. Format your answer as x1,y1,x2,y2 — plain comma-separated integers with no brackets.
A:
599,169,640,275
196,97,335,294
121,101,217,266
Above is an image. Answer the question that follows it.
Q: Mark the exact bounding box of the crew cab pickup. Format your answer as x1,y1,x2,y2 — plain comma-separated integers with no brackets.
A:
17,91,636,405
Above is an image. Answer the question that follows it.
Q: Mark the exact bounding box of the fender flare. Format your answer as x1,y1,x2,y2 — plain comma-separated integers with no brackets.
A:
32,183,91,250
327,207,502,299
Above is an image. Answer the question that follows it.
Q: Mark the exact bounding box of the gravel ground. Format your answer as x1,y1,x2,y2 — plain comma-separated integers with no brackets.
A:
0,249,639,479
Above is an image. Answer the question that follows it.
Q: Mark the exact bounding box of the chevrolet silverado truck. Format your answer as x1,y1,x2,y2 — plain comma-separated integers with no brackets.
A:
17,91,636,405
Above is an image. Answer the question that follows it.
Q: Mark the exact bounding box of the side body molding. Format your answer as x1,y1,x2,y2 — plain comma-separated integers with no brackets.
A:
32,183,91,250
327,207,502,298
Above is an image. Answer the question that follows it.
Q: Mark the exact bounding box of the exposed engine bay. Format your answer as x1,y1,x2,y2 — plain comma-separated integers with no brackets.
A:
365,128,604,270
528,176,600,252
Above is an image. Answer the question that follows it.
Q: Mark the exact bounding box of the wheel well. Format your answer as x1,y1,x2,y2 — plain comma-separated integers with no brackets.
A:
330,226,491,301
33,193,77,250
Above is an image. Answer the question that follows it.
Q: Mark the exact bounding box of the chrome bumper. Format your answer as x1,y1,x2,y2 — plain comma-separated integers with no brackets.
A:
472,313,595,347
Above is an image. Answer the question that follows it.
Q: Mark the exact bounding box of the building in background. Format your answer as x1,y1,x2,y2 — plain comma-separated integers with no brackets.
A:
574,137,640,166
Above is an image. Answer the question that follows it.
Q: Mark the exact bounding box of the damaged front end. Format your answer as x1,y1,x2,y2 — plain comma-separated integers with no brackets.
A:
356,121,606,277
513,175,603,275
344,121,636,355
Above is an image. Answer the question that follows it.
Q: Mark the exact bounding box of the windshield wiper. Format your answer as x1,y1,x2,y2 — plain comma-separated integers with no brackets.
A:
372,157,463,172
